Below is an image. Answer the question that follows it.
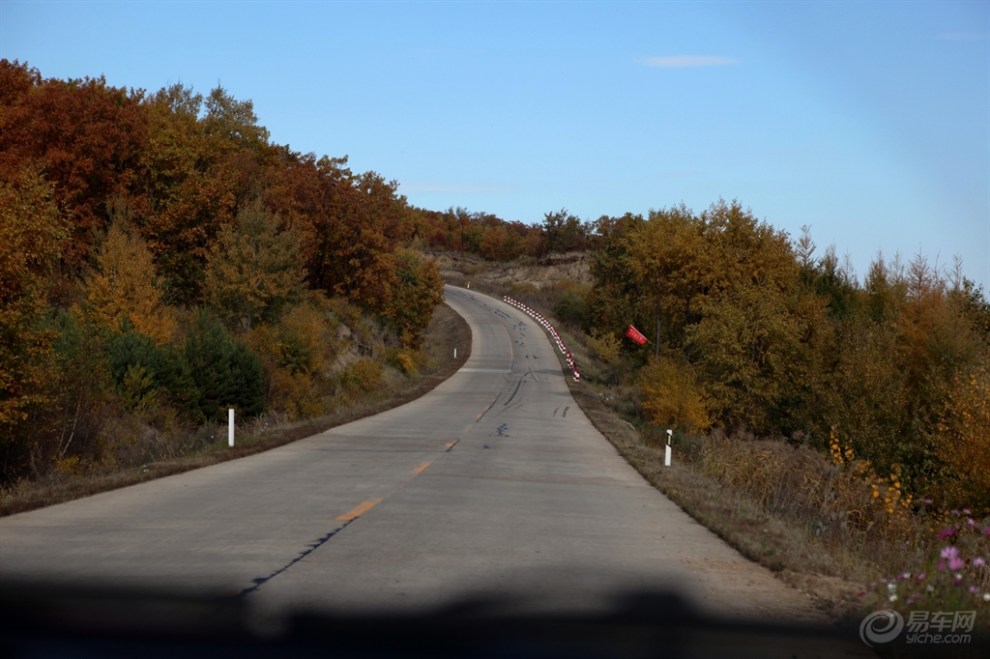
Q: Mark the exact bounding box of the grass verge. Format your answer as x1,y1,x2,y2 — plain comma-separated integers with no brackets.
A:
509,314,880,625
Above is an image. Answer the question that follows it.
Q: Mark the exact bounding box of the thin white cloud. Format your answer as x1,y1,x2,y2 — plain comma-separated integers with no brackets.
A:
642,55,737,68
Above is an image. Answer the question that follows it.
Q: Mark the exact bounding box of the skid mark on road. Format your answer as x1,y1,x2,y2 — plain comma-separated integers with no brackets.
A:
241,436,457,599
475,393,501,422
503,376,524,407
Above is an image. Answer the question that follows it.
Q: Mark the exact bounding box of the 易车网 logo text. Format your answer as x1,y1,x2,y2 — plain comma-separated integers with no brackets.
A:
860,609,977,647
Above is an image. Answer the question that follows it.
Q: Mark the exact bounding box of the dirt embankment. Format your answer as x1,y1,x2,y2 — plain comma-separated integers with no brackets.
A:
434,252,592,292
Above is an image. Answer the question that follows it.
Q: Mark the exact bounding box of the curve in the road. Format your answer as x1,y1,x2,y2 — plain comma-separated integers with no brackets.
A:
0,286,823,624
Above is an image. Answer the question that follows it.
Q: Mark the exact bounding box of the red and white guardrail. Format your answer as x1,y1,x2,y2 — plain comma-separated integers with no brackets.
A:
503,296,581,382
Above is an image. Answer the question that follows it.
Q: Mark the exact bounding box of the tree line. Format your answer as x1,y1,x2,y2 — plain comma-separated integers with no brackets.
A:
0,61,470,482
564,202,990,509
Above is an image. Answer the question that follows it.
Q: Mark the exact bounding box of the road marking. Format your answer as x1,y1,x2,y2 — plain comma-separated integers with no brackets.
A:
475,396,499,421
444,439,459,451
336,497,384,522
413,461,432,475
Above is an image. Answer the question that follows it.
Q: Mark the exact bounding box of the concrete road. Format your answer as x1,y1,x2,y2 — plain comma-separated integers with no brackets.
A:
0,286,822,623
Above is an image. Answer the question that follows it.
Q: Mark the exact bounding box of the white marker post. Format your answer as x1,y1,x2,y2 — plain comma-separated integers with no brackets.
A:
228,408,235,448
454,348,458,360
664,429,672,467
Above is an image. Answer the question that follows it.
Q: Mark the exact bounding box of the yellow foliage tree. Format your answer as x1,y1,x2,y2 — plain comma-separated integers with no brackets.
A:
242,294,344,419
638,354,711,434
936,363,990,509
83,212,176,345
204,200,306,331
0,171,65,432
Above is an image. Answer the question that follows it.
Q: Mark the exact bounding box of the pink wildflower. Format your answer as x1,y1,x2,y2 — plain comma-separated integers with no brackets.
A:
941,546,966,571
974,557,987,568
937,526,958,540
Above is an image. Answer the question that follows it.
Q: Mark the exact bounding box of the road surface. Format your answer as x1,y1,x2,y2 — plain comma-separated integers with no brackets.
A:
0,286,823,623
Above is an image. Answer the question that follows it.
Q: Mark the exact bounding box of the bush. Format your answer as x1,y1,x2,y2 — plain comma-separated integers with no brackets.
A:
338,358,382,398
638,354,711,434
553,282,590,329
386,348,418,375
105,326,198,413
183,313,265,423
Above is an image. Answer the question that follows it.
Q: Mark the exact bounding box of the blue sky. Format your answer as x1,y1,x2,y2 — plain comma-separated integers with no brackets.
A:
2,0,988,291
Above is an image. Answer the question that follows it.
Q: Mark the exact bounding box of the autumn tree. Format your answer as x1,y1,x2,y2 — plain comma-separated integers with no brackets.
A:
585,212,644,336
686,281,802,434
621,205,706,349
936,363,990,509
244,296,341,419
542,209,588,254
0,59,39,108
202,85,270,151
294,157,402,313
204,201,306,331
588,201,810,434
138,83,214,302
0,170,65,469
82,204,176,345
478,223,517,261
0,64,147,270
638,354,711,434
385,249,444,348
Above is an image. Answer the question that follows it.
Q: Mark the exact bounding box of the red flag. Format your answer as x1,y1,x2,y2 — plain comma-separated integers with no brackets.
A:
625,325,648,346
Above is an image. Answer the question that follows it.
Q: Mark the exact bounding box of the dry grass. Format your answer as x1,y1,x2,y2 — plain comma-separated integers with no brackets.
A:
560,344,990,623
563,374,880,622
0,303,471,518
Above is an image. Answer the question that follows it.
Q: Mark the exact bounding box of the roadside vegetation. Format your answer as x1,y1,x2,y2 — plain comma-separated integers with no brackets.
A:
3,59,988,624
444,208,990,623
0,60,501,495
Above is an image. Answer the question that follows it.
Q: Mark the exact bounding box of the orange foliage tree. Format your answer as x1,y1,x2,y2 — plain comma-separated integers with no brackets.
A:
0,171,65,440
0,61,147,271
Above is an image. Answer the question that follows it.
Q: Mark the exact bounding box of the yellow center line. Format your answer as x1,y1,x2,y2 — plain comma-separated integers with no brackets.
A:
444,438,460,451
336,497,384,522
413,460,433,475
